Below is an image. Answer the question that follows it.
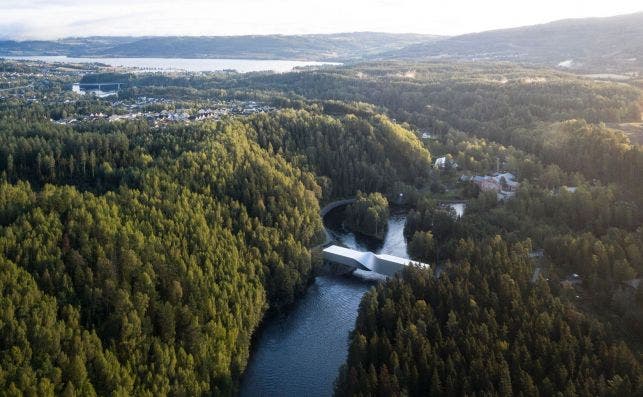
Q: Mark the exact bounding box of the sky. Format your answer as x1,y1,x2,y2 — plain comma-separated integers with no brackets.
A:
1,0,641,40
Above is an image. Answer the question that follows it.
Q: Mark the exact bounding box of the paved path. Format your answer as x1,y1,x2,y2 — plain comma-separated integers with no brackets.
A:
319,198,356,217
314,198,356,248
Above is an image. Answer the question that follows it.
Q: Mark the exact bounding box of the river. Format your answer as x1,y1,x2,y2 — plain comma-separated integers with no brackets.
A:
2,56,339,73
239,207,408,397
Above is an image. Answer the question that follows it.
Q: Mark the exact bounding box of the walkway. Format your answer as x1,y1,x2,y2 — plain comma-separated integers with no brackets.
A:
322,245,429,277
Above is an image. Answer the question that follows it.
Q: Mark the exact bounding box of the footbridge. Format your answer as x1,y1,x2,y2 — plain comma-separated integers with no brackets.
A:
318,198,357,247
322,245,429,277
319,198,356,217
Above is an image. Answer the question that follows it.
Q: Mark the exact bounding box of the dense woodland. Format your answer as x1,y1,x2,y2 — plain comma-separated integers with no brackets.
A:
0,127,324,395
344,192,390,240
303,63,643,396
0,64,433,394
336,238,640,396
1,59,642,395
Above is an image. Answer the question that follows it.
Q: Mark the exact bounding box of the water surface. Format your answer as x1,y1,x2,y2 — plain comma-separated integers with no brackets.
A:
239,208,408,396
3,55,339,73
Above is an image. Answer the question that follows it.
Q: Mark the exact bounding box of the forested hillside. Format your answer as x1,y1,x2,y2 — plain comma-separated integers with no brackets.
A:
0,66,433,394
3,12,640,72
344,191,390,239
216,61,642,395
236,62,643,200
0,32,441,61
336,238,640,396
0,126,323,394
1,58,642,396
383,12,643,73
285,62,642,396
246,109,431,199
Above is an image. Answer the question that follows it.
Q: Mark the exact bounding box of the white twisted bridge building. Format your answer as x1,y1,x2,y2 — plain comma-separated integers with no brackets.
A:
322,245,429,277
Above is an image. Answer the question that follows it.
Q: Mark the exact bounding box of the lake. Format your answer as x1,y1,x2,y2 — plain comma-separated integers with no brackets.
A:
239,207,408,397
2,56,340,73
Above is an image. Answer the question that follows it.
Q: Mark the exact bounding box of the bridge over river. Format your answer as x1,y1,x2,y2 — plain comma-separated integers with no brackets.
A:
319,198,356,217
316,198,356,247
323,245,429,277
319,197,430,277
240,196,417,395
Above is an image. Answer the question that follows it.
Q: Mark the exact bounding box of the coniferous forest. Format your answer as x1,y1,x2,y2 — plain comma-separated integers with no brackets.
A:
344,192,390,240
0,55,641,396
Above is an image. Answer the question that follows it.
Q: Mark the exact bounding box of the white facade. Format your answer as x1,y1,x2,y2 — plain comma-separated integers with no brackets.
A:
322,245,429,277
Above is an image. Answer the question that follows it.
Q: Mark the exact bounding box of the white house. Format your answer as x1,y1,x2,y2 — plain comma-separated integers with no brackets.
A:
434,156,458,170
434,156,447,169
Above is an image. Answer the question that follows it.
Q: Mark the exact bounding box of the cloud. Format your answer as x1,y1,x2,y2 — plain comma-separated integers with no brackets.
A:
0,0,641,39
0,22,30,40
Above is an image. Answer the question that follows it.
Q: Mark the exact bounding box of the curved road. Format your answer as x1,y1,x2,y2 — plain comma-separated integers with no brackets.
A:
319,198,356,217
316,198,356,247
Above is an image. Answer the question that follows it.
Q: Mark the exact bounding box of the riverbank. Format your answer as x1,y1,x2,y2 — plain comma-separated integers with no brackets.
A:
343,192,390,241
239,204,409,396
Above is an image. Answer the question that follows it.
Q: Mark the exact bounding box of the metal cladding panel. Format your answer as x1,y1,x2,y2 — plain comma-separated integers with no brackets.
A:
322,245,429,276
370,258,406,277
324,251,366,270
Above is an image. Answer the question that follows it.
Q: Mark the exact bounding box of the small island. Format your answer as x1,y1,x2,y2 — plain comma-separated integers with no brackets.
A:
344,191,390,240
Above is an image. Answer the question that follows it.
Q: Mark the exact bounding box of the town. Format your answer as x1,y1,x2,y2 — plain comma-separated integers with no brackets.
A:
51,97,276,127
1,59,277,127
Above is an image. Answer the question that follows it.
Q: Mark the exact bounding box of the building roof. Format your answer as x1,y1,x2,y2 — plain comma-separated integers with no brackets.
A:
322,245,429,277
493,172,516,182
562,186,578,193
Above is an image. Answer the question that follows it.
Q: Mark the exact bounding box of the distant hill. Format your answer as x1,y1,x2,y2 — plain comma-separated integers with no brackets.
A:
3,13,641,72
384,12,643,73
0,33,442,62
